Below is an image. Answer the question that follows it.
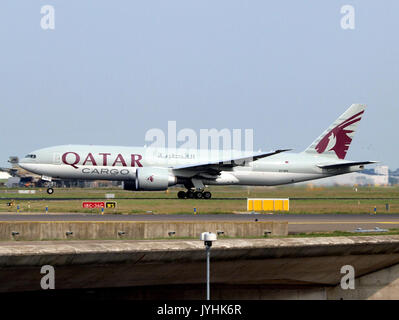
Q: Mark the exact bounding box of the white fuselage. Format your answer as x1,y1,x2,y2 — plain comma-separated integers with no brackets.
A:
18,145,363,187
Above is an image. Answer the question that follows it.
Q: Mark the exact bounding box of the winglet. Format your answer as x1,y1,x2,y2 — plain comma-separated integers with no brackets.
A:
246,148,292,162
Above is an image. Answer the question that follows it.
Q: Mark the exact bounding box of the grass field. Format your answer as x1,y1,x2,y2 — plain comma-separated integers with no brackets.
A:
0,185,398,215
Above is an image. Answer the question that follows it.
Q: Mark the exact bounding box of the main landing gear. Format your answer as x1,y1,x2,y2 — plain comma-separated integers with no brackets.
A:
177,190,212,199
47,187,54,195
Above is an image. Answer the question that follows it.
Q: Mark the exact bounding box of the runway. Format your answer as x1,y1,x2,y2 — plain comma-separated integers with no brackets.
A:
1,212,399,233
0,197,397,201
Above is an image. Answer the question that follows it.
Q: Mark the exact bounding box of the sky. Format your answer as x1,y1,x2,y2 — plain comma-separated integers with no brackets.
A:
0,1,398,169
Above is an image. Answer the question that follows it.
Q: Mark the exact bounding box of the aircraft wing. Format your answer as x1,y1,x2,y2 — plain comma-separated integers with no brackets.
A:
172,149,291,174
317,161,378,169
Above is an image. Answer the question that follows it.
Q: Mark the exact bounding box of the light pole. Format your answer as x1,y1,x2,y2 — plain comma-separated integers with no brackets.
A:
200,232,217,300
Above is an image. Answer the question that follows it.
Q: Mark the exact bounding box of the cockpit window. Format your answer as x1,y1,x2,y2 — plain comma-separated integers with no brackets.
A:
25,154,36,159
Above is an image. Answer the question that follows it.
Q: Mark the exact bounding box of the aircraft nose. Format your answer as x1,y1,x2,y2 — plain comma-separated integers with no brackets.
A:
18,160,27,170
18,152,38,170
18,161,37,173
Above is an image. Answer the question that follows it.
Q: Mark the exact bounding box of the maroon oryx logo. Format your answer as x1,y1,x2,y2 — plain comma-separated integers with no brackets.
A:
147,175,154,182
315,110,364,159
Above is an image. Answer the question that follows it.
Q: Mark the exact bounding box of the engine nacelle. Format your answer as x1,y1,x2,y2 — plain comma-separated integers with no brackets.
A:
123,167,177,191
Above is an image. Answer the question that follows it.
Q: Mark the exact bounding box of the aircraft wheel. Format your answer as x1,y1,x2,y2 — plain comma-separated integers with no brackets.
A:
177,191,186,199
47,188,54,195
194,191,203,199
203,191,212,199
186,190,194,199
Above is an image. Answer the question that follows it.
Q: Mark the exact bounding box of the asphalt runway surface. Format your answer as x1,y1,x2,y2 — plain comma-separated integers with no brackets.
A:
1,212,399,233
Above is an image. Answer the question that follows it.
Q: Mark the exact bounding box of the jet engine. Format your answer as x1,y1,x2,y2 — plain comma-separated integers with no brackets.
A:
123,167,177,191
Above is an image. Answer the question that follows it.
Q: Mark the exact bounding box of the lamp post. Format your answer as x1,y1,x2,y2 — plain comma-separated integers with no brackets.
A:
200,232,217,300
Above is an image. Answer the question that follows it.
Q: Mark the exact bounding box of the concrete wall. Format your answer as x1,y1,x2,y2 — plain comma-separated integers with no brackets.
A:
0,221,288,241
1,236,399,299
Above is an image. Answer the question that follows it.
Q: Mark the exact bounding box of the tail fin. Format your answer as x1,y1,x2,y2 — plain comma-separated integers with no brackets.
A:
303,104,366,159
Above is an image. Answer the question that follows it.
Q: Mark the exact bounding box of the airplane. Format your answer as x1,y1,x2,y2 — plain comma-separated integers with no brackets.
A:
18,104,376,199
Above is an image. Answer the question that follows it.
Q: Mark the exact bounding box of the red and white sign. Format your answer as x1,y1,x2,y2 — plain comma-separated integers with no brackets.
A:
82,201,105,209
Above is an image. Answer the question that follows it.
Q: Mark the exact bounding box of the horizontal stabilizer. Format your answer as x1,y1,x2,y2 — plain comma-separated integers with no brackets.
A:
317,161,378,169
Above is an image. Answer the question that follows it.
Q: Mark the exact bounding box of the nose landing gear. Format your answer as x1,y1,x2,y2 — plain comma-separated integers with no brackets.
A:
42,176,54,195
177,190,212,199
